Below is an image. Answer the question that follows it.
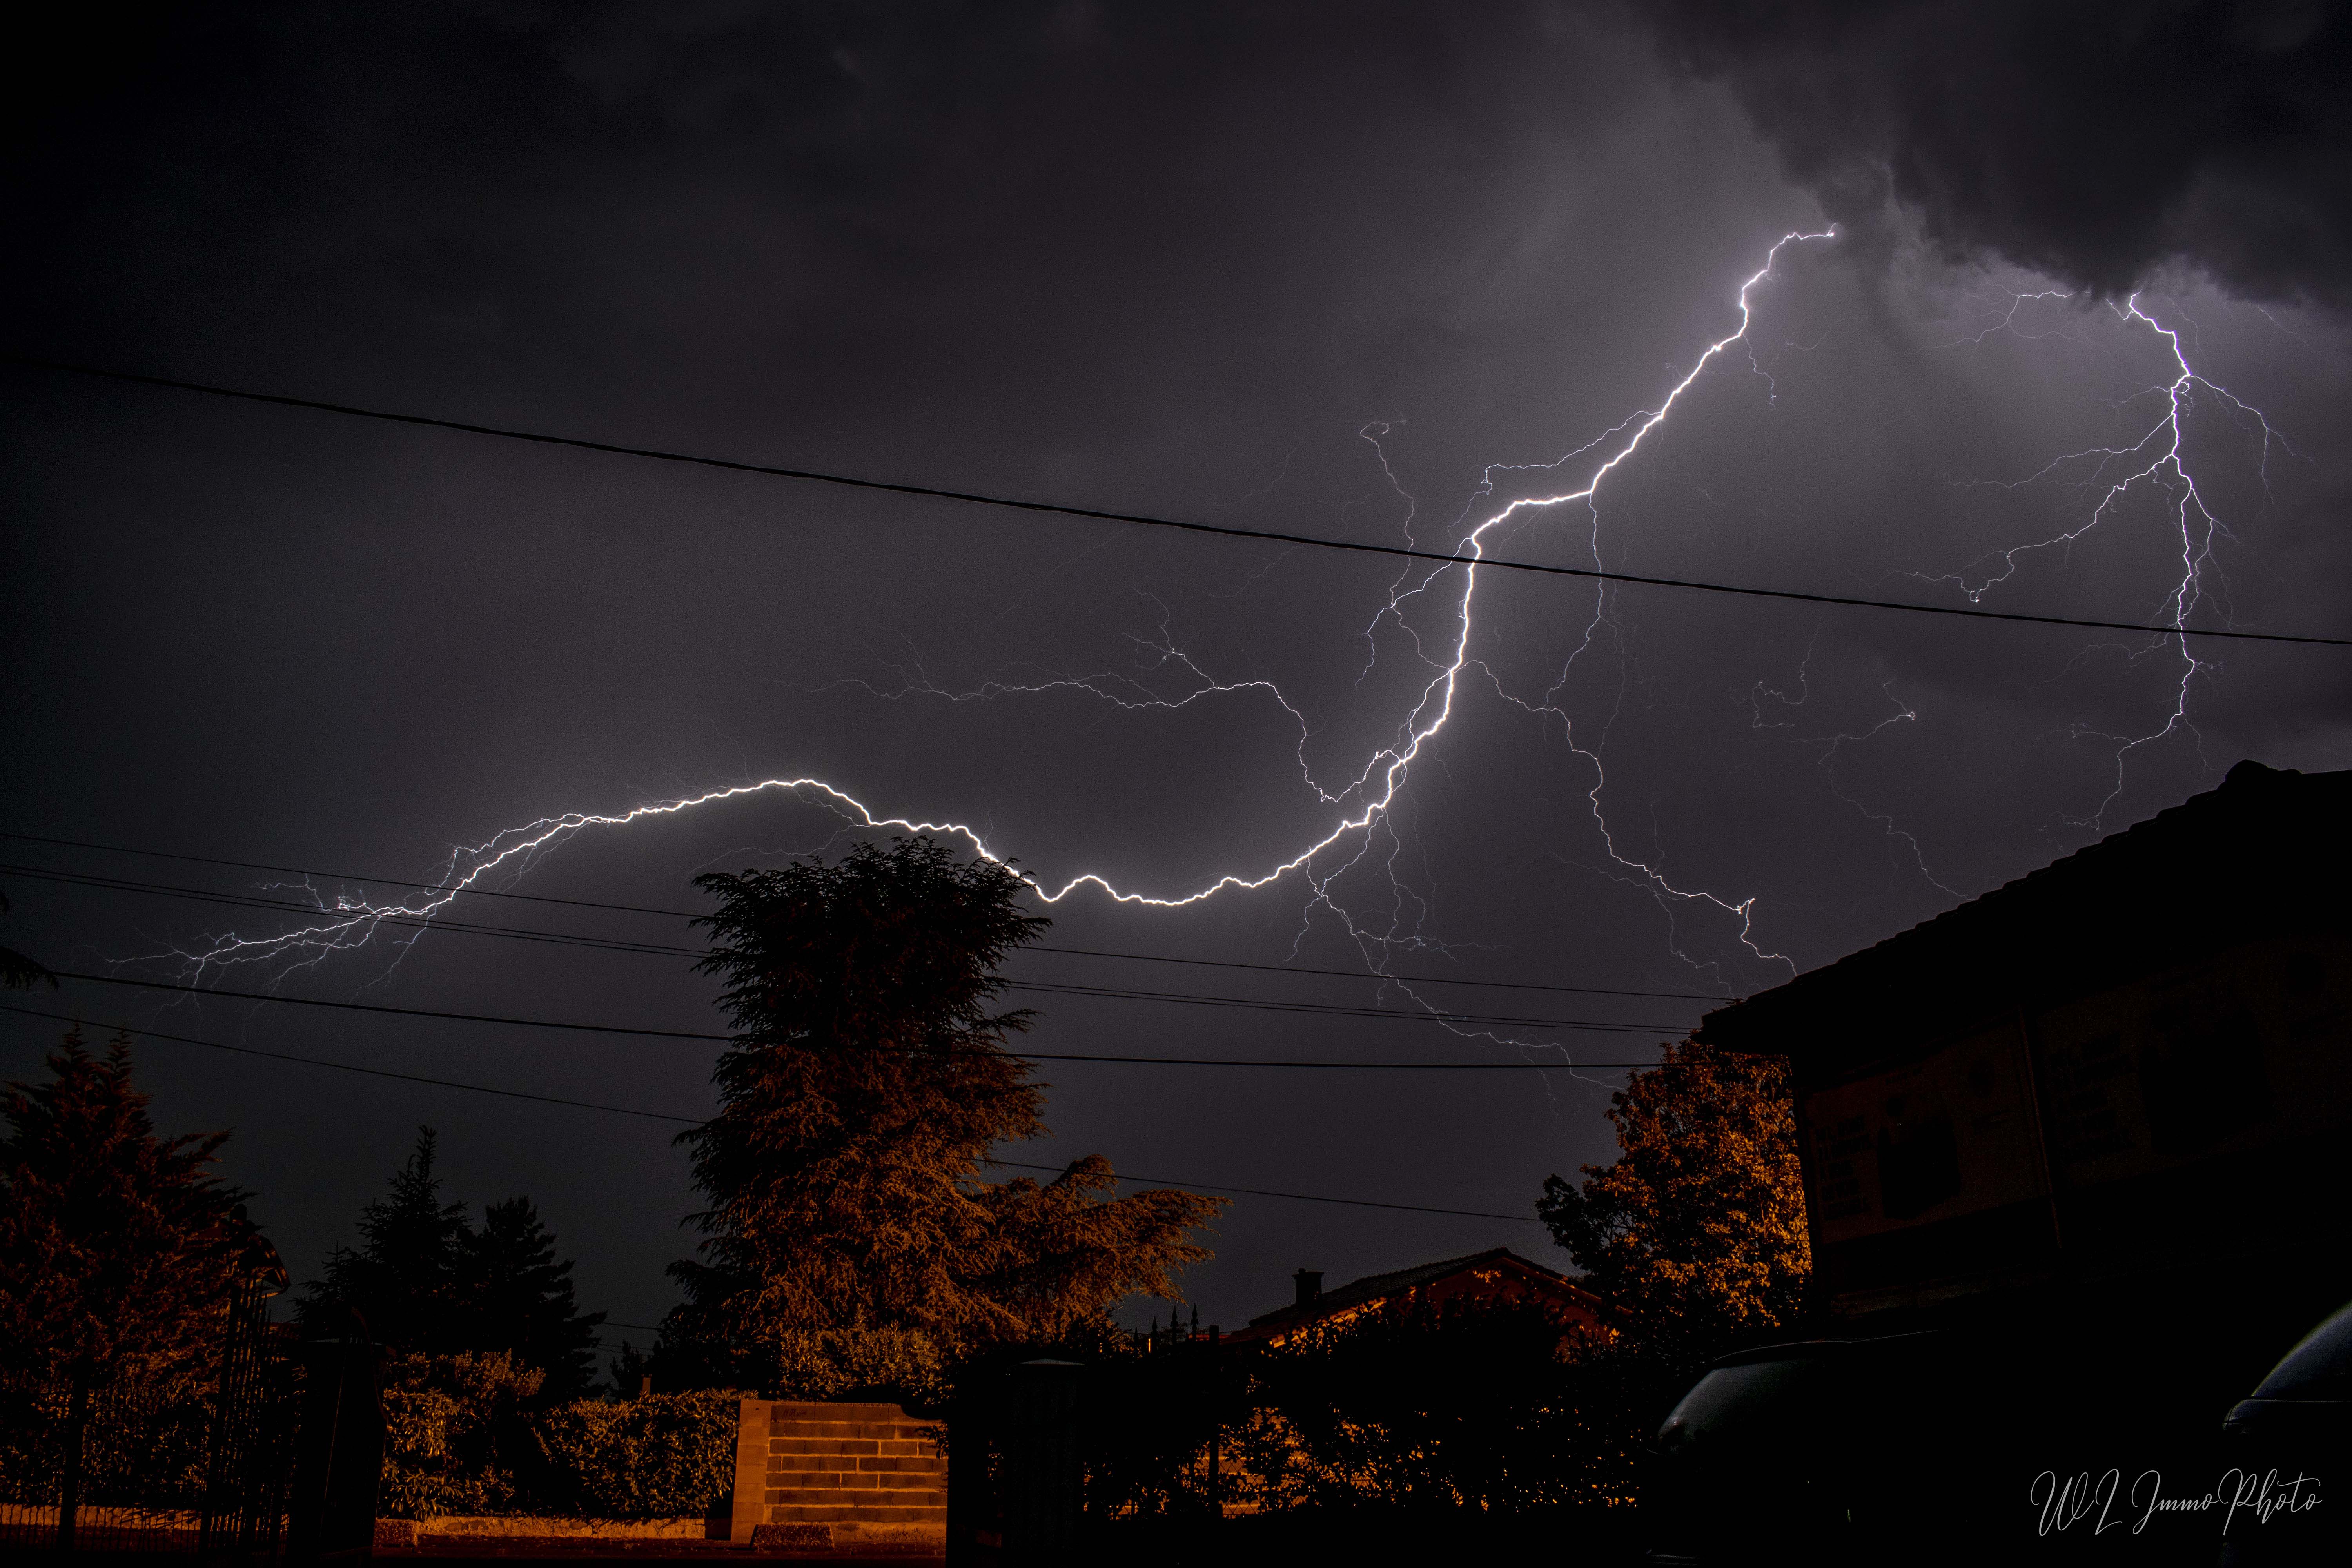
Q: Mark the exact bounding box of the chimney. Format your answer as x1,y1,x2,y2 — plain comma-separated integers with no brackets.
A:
1293,1268,1323,1309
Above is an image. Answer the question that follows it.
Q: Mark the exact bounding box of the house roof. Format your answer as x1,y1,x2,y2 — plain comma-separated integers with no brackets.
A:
1695,761,2352,1075
1241,1245,1599,1335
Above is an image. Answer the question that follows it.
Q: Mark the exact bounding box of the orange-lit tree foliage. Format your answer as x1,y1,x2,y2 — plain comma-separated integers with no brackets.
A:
1538,1037,1809,1360
0,1029,252,1387
671,837,1220,1396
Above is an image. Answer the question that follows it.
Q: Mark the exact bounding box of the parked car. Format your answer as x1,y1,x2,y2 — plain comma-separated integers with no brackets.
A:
1644,1334,1968,1566
2216,1299,2350,1565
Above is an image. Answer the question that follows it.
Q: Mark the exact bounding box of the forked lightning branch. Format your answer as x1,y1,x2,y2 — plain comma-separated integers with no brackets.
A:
149,230,2274,996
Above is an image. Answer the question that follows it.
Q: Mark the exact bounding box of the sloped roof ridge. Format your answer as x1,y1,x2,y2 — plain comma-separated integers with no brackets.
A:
1245,1245,1586,1327
1324,1244,1529,1304
1713,761,2345,1020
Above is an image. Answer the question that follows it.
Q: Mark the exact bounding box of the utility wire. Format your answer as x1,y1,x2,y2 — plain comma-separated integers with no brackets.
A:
42,969,1675,1066
7,353,2343,649
8,867,1683,1033
983,1159,1544,1224
0,831,1726,1001
0,1000,698,1120
0,1001,1545,1225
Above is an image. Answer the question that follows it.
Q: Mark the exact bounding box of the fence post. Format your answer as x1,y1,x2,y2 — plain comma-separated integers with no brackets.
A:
58,1368,89,1552
1002,1359,1083,1566
1207,1327,1220,1519
284,1315,384,1560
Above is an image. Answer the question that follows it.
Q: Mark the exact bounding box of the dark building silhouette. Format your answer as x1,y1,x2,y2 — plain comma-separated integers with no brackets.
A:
1225,1246,1606,1346
1655,762,2352,1562
1699,759,2352,1319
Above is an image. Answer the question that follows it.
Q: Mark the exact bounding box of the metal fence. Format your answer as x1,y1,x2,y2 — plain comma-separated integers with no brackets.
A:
0,1275,299,1557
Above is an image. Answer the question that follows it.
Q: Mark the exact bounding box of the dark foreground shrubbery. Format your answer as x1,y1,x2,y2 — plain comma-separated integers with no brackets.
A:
1077,1299,1675,1528
377,1352,737,1520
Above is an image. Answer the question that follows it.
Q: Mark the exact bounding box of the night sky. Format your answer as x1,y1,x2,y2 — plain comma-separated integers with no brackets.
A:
5,3,2348,1352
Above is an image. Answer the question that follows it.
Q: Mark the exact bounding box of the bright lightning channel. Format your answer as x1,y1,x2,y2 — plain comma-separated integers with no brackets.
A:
160,234,1838,1000
1914,288,2292,828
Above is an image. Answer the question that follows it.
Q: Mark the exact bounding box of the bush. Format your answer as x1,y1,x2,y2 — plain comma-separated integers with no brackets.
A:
1231,1299,1644,1514
379,1351,543,1518
529,1391,739,1519
379,1352,740,1521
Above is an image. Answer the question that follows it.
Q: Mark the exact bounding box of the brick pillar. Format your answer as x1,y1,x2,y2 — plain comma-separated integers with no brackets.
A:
731,1399,948,1551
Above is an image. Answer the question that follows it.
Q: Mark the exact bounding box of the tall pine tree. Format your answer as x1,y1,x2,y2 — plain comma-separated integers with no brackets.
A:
304,1127,604,1397
668,836,1220,1397
457,1196,603,1399
304,1126,468,1350
0,1028,253,1386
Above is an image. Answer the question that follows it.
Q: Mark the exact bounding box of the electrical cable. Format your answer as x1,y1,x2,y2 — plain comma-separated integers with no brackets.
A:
38,971,1679,1065
0,831,1726,1002
7,867,1686,1032
0,1000,699,1120
0,1000,1550,1224
7,352,2343,648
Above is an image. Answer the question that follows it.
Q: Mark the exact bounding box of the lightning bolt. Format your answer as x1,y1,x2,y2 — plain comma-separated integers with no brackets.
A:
149,232,1839,1015
1912,287,2295,827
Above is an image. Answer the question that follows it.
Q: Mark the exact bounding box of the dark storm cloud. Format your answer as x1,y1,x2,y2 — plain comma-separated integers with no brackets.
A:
1641,0,2352,304
8,0,1675,468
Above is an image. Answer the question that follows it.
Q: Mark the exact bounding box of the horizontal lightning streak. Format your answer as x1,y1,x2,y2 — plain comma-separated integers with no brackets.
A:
0,863,1691,1031
93,233,1863,991
0,831,1722,1000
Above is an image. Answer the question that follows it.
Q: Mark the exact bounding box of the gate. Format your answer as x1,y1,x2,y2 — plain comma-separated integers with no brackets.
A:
0,1241,301,1556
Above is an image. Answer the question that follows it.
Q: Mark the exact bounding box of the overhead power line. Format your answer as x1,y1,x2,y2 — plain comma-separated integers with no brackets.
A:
0,831,1727,1001
0,1000,1544,1225
0,1000,699,1121
7,353,2343,649
42,970,1676,1067
983,1159,1543,1224
4,864,1684,1032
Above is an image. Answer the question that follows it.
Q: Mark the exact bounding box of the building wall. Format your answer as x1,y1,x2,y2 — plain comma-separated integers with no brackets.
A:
1793,929,2352,1314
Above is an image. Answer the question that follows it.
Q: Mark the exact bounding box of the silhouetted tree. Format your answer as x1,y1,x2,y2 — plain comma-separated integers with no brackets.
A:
305,1126,468,1350
0,1028,253,1385
305,1127,604,1397
0,893,56,991
668,836,1220,1397
458,1196,603,1399
1539,1037,1809,1362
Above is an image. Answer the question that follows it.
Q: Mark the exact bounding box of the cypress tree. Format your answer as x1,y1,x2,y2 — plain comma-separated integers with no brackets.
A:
668,836,1220,1396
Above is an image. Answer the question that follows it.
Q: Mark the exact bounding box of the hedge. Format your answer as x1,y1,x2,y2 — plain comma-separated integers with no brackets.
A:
377,1352,739,1521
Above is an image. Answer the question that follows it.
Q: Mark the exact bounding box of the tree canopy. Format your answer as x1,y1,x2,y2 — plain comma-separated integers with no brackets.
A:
303,1127,605,1398
667,836,1220,1397
1538,1037,1810,1361
0,1028,254,1385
